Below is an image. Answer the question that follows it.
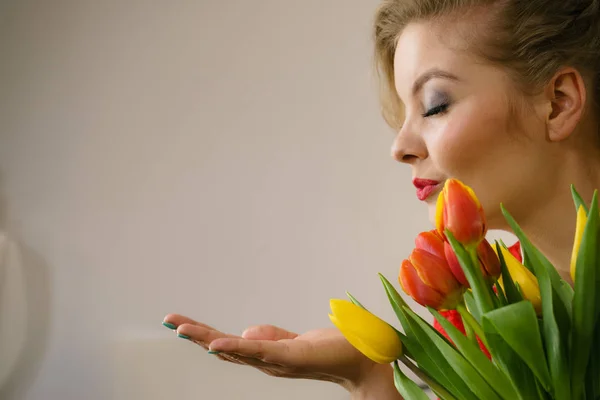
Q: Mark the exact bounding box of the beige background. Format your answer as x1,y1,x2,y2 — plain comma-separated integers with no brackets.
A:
0,1,514,399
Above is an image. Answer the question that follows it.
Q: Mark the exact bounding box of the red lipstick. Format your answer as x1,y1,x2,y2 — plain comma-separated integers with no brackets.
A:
413,178,441,201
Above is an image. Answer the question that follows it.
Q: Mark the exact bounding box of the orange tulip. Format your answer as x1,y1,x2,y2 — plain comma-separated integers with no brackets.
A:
444,241,469,287
399,248,465,310
436,179,487,248
415,229,446,259
444,239,501,288
417,229,470,287
477,239,501,280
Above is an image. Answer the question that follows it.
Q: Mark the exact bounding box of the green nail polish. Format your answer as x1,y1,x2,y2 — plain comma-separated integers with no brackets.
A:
162,322,177,330
177,333,191,339
208,350,221,355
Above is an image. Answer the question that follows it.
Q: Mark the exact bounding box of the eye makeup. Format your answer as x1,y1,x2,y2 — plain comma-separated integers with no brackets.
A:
422,90,451,117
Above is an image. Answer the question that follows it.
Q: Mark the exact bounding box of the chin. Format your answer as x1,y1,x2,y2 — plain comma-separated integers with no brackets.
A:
427,204,438,227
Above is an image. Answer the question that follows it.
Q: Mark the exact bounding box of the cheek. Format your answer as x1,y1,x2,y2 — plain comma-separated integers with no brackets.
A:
428,102,512,176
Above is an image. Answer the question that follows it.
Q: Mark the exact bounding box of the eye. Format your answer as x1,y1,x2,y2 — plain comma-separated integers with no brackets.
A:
422,103,449,118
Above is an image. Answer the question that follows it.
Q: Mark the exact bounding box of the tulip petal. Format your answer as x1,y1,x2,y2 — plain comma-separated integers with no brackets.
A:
444,241,470,287
460,181,482,208
478,239,501,279
415,230,445,259
410,248,460,295
438,179,487,247
570,205,587,283
398,260,415,298
399,259,445,309
499,246,542,314
435,191,446,236
444,180,486,246
329,299,402,364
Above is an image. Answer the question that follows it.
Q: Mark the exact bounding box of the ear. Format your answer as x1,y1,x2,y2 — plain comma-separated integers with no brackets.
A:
545,67,587,142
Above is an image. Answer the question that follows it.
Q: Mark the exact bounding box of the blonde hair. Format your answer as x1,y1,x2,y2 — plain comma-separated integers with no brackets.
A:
373,0,600,130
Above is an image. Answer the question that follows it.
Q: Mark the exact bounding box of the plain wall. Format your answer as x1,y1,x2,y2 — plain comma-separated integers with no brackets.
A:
0,1,515,399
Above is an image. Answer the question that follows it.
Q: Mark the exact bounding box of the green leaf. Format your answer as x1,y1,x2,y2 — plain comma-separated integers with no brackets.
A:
446,231,496,317
401,308,479,400
430,308,518,400
482,301,552,392
392,361,431,400
494,279,508,306
571,184,589,214
379,274,413,330
345,291,366,310
482,319,542,400
495,241,523,304
403,307,502,400
536,380,552,400
522,250,535,275
585,321,600,399
571,190,599,399
397,356,459,400
456,303,488,349
501,204,572,400
590,320,600,398
461,317,478,346
502,204,574,314
379,273,460,395
463,291,481,322
398,331,461,396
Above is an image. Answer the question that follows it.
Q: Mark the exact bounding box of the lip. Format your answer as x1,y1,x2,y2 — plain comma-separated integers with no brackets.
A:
413,178,441,201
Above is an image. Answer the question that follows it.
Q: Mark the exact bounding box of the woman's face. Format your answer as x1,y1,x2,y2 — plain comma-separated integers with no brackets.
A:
392,21,553,228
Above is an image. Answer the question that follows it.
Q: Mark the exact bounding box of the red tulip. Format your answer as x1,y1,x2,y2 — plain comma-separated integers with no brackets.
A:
399,248,465,310
436,179,487,247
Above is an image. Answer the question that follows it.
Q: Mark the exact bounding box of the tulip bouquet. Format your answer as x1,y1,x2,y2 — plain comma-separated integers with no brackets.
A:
329,179,600,400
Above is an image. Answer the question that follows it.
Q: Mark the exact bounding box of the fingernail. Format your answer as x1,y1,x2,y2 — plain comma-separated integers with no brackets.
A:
162,322,177,330
177,333,191,340
207,350,221,355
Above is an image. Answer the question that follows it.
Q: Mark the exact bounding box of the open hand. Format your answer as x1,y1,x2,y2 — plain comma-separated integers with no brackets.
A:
162,314,385,389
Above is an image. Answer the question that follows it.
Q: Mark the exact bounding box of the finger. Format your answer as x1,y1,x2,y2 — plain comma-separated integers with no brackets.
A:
216,353,245,365
177,323,240,347
163,314,216,330
208,338,300,366
216,352,271,367
241,325,298,341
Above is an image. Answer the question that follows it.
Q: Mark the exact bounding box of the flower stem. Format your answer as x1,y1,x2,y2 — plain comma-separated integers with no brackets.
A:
456,302,488,349
468,248,496,313
462,313,477,345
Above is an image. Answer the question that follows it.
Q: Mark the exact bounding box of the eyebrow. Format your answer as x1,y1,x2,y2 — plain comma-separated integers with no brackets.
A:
412,68,460,95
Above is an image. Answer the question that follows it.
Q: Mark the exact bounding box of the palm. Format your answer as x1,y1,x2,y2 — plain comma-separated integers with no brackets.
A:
163,315,376,386
280,328,372,379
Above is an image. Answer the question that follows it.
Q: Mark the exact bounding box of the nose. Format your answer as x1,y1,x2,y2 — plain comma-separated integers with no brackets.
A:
391,124,428,165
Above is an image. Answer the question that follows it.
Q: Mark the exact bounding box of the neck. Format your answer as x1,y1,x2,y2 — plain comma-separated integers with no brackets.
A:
496,151,600,284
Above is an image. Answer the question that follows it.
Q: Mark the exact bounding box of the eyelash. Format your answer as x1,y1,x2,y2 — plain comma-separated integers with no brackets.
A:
422,103,449,118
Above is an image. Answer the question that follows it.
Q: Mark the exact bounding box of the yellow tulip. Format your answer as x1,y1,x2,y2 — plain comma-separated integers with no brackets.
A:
329,299,402,364
570,205,587,283
497,246,542,315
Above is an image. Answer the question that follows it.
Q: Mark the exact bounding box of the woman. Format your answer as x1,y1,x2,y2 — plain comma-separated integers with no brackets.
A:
163,0,600,398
